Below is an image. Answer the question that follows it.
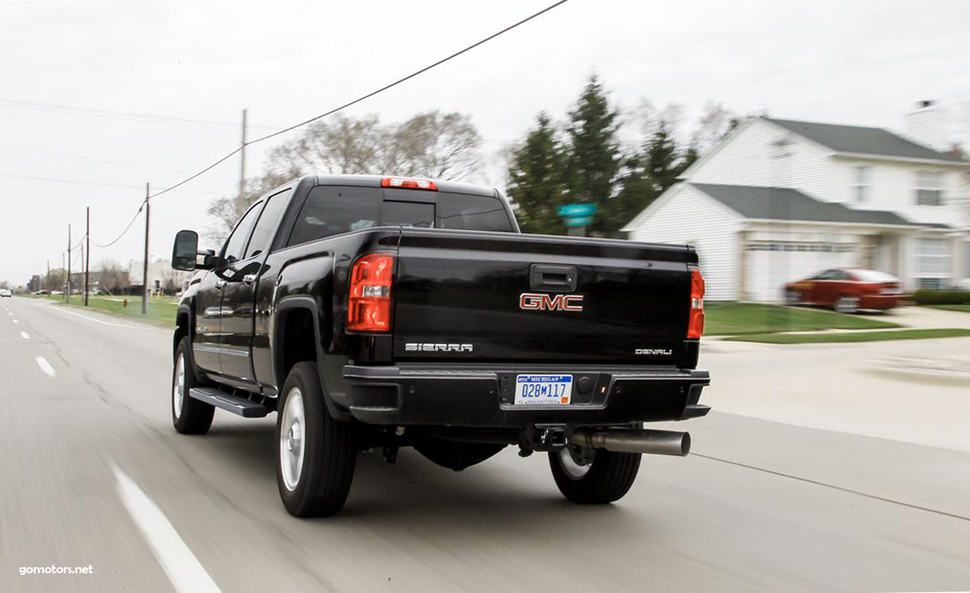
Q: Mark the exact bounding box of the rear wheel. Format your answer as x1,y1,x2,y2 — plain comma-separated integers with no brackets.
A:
549,445,641,504
834,295,859,314
276,362,357,517
172,336,215,434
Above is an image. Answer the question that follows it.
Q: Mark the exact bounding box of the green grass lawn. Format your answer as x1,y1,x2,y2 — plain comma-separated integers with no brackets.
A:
705,303,900,336
27,294,178,327
725,328,970,344
927,305,970,313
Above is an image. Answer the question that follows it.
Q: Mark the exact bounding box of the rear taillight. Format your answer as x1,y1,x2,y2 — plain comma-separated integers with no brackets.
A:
688,267,705,339
348,253,395,332
381,177,438,190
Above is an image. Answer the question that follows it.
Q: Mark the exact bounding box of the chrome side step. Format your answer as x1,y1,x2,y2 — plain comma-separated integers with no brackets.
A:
189,387,269,418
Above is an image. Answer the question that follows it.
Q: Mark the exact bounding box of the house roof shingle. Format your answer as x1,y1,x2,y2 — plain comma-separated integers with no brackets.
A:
690,183,948,228
766,118,965,163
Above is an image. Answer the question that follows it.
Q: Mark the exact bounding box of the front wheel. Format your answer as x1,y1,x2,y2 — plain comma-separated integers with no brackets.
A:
548,445,641,504
276,362,357,517
172,336,214,434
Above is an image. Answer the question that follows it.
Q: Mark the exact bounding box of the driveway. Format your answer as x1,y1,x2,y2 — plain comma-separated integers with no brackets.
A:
701,322,970,453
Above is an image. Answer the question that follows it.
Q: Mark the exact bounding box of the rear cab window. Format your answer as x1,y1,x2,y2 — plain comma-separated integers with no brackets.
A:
287,185,513,247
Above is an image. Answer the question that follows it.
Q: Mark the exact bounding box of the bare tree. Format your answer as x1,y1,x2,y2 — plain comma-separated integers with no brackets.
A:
98,260,130,293
266,110,482,180
691,102,737,156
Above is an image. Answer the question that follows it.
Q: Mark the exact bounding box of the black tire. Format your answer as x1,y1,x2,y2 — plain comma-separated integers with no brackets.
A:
276,362,357,517
172,336,215,435
548,446,641,504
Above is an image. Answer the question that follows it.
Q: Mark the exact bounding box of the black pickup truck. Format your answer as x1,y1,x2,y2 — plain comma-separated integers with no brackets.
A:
171,174,710,517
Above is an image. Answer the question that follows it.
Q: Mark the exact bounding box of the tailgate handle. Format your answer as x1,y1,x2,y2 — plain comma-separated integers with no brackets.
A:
530,264,578,292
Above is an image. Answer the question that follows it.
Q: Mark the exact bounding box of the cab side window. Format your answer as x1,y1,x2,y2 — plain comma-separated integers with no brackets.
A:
245,190,291,259
222,201,264,263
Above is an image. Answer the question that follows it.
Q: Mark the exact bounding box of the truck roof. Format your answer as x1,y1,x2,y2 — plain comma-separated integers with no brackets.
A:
309,174,499,198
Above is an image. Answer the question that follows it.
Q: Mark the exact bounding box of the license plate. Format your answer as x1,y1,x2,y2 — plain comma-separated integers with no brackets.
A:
514,374,573,405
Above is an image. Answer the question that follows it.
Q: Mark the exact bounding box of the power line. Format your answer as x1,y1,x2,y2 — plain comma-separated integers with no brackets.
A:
91,203,145,249
0,98,280,131
71,233,87,252
147,0,570,200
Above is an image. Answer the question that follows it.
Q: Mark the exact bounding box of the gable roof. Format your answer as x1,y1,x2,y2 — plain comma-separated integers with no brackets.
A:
766,118,964,163
689,183,944,228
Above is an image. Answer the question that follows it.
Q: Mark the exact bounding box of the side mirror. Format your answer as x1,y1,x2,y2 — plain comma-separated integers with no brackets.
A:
172,230,200,271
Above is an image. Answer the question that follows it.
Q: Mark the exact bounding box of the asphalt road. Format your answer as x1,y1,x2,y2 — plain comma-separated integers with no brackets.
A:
2,297,969,593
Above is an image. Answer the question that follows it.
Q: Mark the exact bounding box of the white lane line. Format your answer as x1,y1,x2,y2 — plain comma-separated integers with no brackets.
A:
12,320,19,324
19,331,29,340
39,303,155,330
35,356,55,377
111,465,223,593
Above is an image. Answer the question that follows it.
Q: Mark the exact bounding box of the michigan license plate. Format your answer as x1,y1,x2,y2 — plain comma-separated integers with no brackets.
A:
514,374,573,405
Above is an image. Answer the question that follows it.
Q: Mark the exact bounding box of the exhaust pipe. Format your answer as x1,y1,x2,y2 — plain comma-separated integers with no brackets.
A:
569,428,691,457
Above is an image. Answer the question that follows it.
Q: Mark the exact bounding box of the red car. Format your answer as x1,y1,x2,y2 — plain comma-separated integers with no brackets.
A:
784,268,903,313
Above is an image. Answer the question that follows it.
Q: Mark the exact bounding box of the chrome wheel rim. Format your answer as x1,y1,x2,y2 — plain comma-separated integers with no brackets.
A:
280,387,306,492
559,447,592,480
836,297,859,313
173,354,185,419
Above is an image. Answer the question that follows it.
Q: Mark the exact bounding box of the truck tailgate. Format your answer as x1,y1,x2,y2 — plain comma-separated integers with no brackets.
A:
391,229,692,365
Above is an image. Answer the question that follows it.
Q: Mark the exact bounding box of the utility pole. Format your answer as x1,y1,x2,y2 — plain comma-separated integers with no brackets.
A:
239,108,248,204
142,183,150,315
66,224,71,303
46,260,50,293
85,206,90,306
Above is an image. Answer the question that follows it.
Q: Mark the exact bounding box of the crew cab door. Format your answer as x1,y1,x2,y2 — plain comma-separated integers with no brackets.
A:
219,189,291,382
210,200,264,381
192,270,226,374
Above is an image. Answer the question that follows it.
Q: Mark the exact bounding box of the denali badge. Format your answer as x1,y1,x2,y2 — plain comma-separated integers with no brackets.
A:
635,348,673,356
405,343,474,353
519,293,584,312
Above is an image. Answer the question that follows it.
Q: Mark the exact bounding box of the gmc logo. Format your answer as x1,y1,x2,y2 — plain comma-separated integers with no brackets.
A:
519,293,584,312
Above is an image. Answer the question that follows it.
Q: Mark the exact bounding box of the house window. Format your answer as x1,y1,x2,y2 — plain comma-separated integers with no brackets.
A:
916,237,949,288
915,170,943,206
851,165,871,203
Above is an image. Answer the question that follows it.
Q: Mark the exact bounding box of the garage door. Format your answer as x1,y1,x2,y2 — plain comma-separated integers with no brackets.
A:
745,241,857,302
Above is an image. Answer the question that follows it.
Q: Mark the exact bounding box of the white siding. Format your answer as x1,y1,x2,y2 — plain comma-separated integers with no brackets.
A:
627,185,742,301
828,158,966,226
686,119,831,200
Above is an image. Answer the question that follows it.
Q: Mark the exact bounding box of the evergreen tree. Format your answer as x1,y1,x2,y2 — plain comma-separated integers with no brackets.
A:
507,112,567,234
564,75,621,235
610,117,698,234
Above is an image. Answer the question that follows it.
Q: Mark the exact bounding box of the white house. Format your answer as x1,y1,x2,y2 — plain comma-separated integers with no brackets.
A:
622,107,969,302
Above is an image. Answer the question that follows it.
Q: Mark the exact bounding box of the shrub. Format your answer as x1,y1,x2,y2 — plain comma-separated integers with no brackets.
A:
913,289,970,305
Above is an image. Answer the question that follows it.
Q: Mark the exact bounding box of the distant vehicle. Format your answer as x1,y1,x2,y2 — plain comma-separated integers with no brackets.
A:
33,289,49,295
0,289,11,298
785,268,902,313
50,290,64,296
169,175,711,517
955,278,970,291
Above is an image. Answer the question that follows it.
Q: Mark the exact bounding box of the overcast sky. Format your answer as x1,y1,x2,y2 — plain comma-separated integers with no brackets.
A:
0,0,967,285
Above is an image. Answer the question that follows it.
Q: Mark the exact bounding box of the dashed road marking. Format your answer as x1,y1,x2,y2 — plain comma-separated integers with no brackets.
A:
12,320,19,324
111,465,223,593
19,331,29,340
35,356,55,377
